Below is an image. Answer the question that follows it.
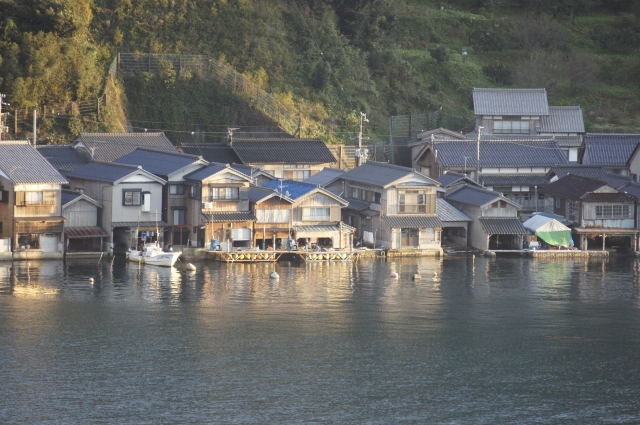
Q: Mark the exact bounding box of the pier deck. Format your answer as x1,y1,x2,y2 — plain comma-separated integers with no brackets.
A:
208,249,360,262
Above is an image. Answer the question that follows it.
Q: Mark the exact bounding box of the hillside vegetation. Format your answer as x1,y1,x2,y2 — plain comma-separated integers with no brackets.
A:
0,0,639,145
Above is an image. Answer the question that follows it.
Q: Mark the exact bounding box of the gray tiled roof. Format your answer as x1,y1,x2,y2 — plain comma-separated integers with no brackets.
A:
37,145,88,171
305,168,345,186
294,223,355,232
184,164,247,182
231,138,336,164
112,221,169,228
204,212,257,222
344,198,370,212
436,199,471,222
472,88,549,116
446,185,516,208
181,144,241,164
435,171,469,187
61,191,81,206
581,192,636,203
539,106,585,133
583,133,640,166
619,182,640,201
67,162,150,183
540,175,609,200
114,148,205,178
383,215,443,228
337,161,436,187
479,218,527,235
0,142,68,184
481,174,549,187
548,165,631,189
433,139,568,168
553,136,583,147
73,132,177,162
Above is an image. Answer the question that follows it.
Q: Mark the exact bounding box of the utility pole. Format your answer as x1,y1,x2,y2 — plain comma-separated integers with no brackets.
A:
476,126,483,183
0,93,9,141
357,112,369,167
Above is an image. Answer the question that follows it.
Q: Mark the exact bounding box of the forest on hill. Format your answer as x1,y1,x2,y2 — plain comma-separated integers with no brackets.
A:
0,0,639,145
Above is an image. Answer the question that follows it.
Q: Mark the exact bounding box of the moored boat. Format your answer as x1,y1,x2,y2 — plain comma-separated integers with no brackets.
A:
127,243,181,267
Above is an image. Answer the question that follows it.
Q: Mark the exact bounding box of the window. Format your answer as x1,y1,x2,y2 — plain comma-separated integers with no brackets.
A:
256,209,290,223
302,207,330,221
493,120,530,134
173,209,186,225
491,200,507,208
210,187,239,200
596,204,630,219
284,164,310,168
399,190,427,213
567,201,579,222
169,184,185,195
284,170,310,181
373,192,381,204
123,189,142,206
190,185,201,199
555,197,560,208
25,192,44,206
350,187,360,199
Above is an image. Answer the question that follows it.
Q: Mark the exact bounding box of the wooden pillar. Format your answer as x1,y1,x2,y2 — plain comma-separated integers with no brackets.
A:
602,234,606,251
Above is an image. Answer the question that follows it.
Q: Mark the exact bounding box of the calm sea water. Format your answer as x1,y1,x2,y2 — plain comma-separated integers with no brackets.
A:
1,255,640,424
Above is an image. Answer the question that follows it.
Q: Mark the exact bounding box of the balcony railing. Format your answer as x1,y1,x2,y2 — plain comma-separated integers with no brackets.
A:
398,204,427,214
18,200,54,207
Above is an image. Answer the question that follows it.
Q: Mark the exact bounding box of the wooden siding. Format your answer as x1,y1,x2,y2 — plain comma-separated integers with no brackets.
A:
63,200,99,227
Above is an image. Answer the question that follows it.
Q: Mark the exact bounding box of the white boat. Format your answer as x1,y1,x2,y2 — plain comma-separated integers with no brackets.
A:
127,243,181,267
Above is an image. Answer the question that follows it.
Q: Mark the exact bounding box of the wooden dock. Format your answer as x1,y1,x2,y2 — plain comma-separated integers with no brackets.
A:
208,249,360,262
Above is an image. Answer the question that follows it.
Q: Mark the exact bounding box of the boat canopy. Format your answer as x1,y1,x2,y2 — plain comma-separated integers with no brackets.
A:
523,214,572,247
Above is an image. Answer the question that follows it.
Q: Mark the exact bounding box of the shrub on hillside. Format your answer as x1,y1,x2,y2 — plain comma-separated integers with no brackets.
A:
429,45,449,63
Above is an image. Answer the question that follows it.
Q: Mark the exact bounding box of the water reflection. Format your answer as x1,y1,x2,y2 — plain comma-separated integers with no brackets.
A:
1,256,640,423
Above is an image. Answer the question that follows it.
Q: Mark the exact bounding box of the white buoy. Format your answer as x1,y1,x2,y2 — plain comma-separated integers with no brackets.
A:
270,271,280,279
185,263,196,271
89,278,94,284
390,272,399,279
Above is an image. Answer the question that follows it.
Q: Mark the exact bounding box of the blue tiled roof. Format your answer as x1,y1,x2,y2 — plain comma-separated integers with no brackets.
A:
432,139,568,167
61,191,81,205
583,133,640,166
263,179,317,200
67,162,147,183
114,148,204,177
37,145,88,171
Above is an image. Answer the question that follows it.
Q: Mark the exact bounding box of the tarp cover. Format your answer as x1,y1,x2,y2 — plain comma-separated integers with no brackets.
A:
523,215,571,246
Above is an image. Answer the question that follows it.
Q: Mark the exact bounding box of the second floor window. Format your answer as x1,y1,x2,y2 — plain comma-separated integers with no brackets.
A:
399,190,427,213
25,192,44,205
595,204,630,219
123,189,142,206
210,187,239,200
190,185,201,199
256,209,290,223
494,120,530,134
567,201,579,222
169,184,185,195
491,200,507,209
302,207,330,221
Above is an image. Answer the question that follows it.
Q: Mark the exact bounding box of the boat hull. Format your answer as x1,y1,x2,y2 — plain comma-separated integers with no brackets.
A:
127,250,181,267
